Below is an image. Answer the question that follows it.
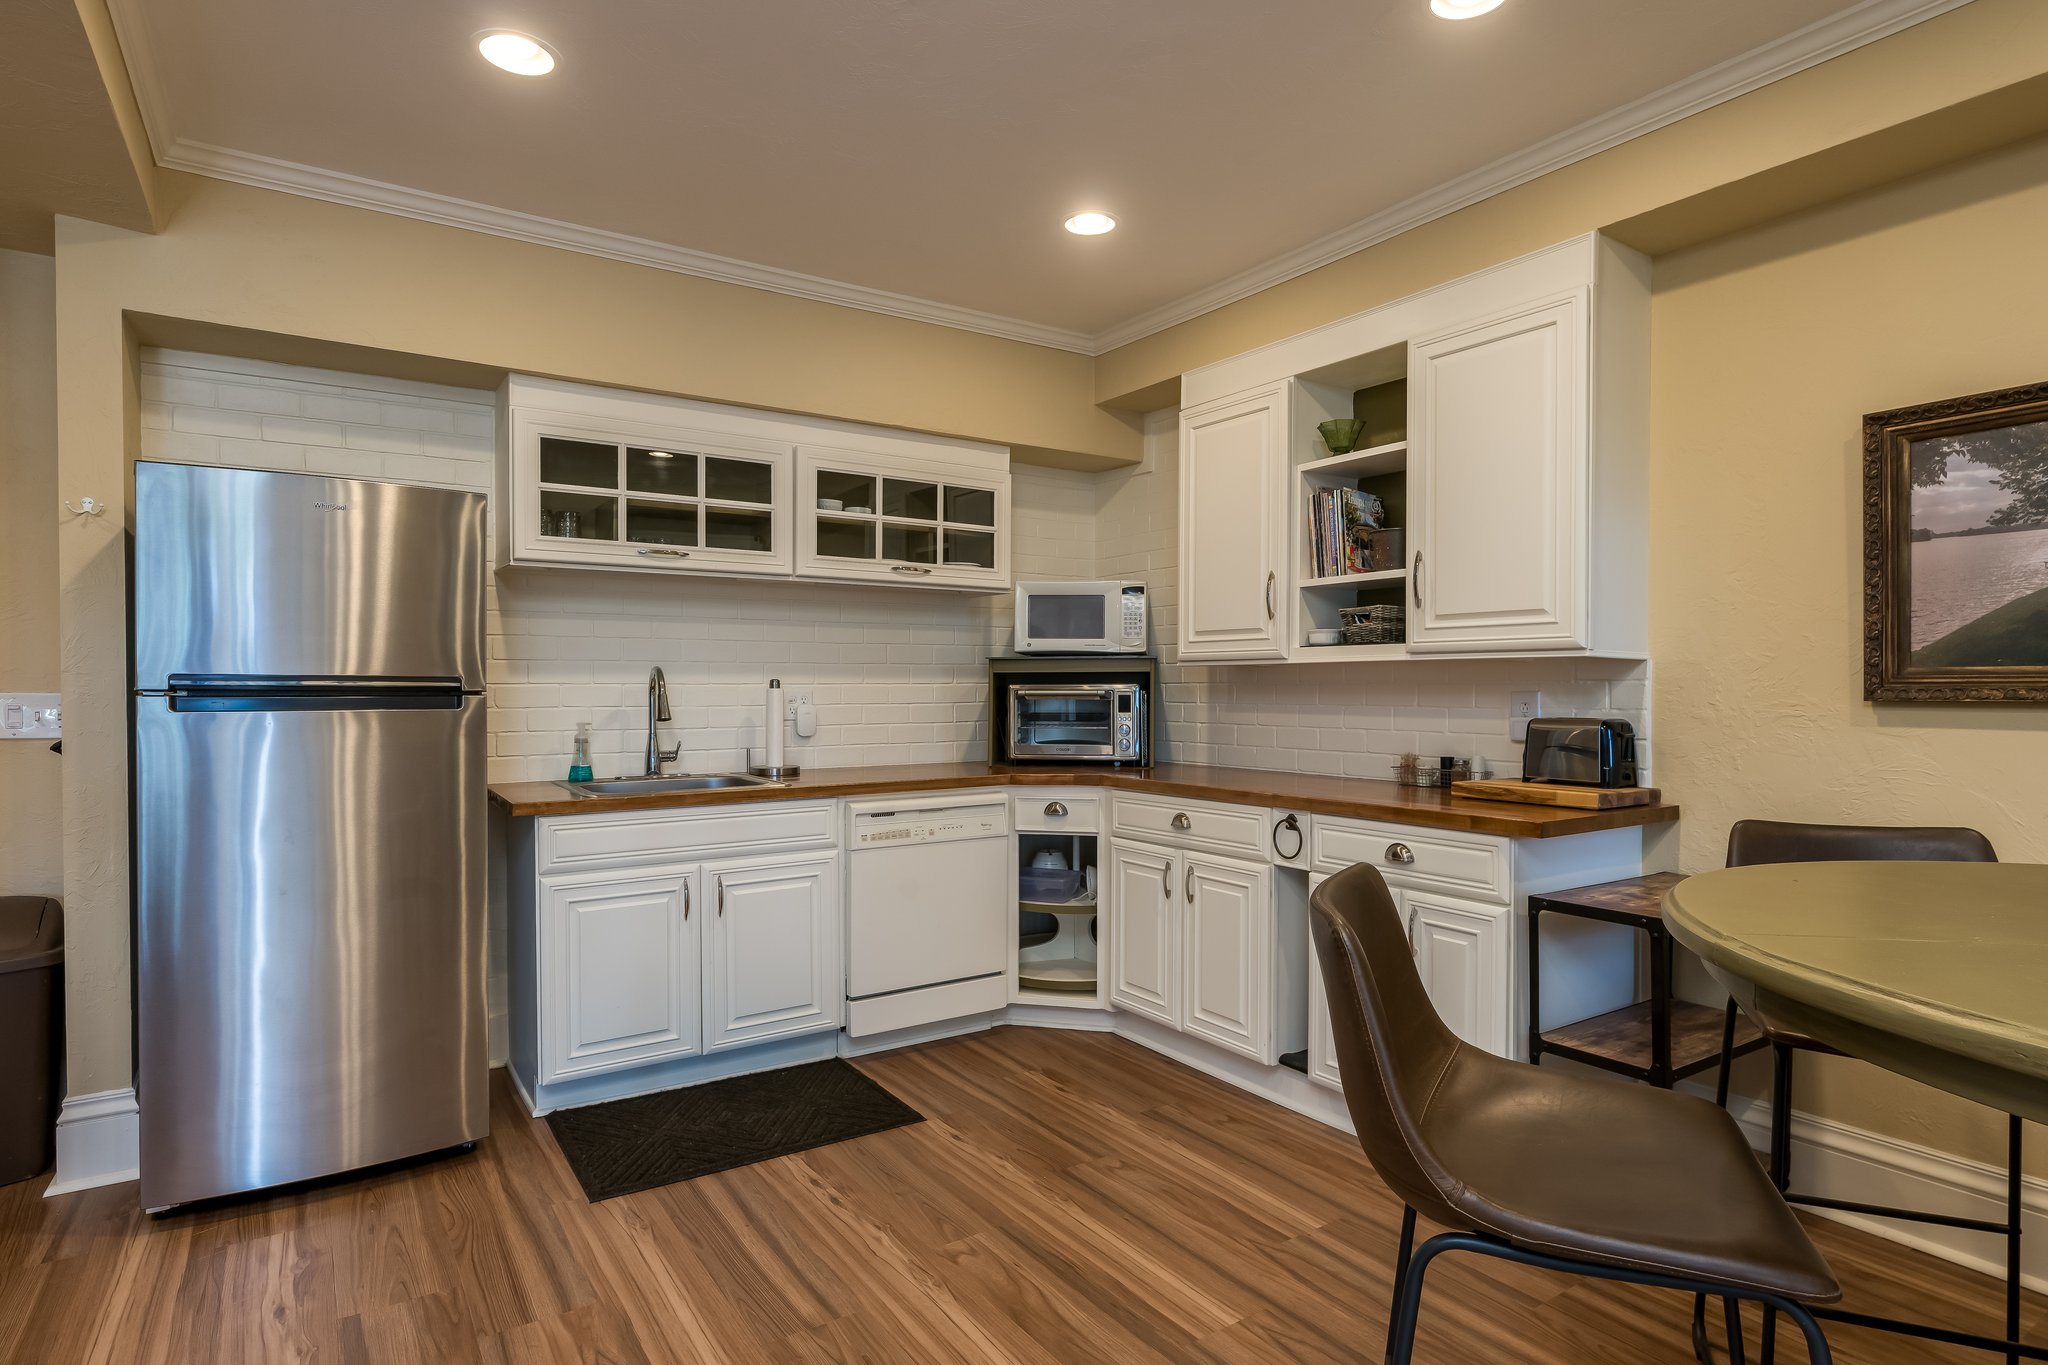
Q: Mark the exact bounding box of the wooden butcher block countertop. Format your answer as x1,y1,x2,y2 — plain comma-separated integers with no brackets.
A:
490,761,1679,839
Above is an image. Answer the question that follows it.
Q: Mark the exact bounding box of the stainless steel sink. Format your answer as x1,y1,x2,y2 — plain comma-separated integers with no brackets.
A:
556,773,784,796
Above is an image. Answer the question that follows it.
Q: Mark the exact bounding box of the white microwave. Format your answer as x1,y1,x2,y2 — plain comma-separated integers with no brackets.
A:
1013,580,1147,654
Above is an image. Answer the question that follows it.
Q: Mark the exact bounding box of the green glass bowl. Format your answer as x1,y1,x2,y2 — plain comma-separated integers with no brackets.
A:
1318,418,1367,455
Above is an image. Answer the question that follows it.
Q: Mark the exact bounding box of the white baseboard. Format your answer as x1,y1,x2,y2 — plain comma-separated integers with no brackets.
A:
1110,1012,1355,1135
1706,1088,2048,1294
46,1088,140,1197
838,1013,997,1057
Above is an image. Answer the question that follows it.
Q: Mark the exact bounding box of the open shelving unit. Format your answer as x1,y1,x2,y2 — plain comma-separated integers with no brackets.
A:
1289,344,1414,661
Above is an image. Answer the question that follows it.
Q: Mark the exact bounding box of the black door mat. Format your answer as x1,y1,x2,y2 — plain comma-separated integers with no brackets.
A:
543,1058,923,1202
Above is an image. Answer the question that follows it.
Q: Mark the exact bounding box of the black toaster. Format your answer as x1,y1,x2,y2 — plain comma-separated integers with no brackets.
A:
1522,717,1638,788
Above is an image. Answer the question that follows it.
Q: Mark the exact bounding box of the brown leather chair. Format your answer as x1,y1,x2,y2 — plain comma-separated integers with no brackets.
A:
1708,819,2005,1363
1310,863,1838,1364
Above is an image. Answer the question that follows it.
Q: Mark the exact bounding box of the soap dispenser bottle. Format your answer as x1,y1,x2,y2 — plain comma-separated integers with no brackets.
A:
568,721,594,783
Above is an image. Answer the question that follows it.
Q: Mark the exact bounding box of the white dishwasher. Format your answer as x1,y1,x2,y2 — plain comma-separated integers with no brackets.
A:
845,794,1012,1037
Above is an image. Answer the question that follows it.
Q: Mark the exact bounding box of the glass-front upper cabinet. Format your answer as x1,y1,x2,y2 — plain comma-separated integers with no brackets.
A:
796,446,1009,589
508,409,793,576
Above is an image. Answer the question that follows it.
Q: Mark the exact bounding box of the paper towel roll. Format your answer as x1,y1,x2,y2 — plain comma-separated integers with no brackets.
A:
765,678,784,771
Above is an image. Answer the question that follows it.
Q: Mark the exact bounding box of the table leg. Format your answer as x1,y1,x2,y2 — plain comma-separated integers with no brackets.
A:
1649,924,1673,1088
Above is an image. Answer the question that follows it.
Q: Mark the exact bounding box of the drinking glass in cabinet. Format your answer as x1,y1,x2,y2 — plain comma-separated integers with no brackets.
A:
705,457,773,505
541,489,614,539
626,500,697,547
882,478,938,521
816,517,876,560
705,507,773,553
883,523,938,564
626,447,697,497
817,470,876,511
944,486,996,527
540,436,618,489
943,528,995,569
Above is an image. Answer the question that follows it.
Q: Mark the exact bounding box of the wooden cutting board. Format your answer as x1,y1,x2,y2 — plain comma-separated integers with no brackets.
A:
1452,778,1661,809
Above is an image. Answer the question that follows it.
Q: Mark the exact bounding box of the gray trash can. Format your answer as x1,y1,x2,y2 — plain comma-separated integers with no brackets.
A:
0,896,62,1185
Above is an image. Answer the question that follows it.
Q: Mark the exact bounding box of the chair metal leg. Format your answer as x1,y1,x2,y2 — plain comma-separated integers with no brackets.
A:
1781,1300,1834,1365
1724,1296,1746,1365
1770,1043,1795,1193
2009,1116,2024,1365
1715,997,1739,1108
1692,1294,1716,1364
1386,1205,1417,1365
1760,1305,1776,1365
1385,1228,1451,1365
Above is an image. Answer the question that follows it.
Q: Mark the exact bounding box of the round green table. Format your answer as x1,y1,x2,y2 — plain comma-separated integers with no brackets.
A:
1664,861,2048,1125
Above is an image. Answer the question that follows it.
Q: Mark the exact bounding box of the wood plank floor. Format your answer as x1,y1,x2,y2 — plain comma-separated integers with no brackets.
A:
1,1027,2039,1363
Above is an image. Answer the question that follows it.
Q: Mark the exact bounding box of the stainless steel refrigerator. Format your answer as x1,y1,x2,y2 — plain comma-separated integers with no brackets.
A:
133,460,489,1210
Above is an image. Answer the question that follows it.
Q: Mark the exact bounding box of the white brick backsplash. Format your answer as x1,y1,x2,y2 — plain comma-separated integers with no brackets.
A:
136,357,1651,787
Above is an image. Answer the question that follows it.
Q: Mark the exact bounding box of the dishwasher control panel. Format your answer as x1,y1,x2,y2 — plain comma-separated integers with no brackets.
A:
850,805,1007,847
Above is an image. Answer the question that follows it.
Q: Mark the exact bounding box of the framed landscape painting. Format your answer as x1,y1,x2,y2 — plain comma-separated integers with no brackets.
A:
1865,380,2048,701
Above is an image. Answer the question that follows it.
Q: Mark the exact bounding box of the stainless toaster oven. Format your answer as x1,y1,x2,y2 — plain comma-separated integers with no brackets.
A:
1006,683,1147,764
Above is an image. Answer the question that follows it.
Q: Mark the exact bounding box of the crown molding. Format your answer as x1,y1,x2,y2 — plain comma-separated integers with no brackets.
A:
1088,0,1976,352
106,0,1971,361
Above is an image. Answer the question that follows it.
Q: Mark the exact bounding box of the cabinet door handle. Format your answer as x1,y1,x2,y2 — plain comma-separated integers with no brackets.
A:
682,881,690,920
1407,907,1420,954
891,563,934,575
1265,571,1277,621
1385,842,1415,865
637,546,690,558
716,877,726,916
1186,870,1195,904
1171,812,1192,831
1273,813,1303,861
1412,552,1423,607
1044,801,1068,817
1161,861,1171,898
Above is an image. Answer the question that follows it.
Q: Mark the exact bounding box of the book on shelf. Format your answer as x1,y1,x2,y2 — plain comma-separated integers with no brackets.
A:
1306,487,1385,578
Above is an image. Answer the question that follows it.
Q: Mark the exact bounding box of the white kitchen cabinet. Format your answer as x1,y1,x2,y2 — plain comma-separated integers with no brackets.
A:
1407,890,1510,1055
1180,853,1272,1062
539,867,702,1082
1406,296,1584,652
1305,873,1344,1089
1107,839,1178,1026
703,853,841,1052
1178,385,1290,661
796,446,1010,591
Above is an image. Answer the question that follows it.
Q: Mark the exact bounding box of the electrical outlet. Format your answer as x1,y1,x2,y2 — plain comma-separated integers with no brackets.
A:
783,691,812,719
0,694,62,740
1508,691,1540,742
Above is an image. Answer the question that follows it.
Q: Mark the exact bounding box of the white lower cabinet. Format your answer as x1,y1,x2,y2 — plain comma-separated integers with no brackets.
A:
1109,833,1275,1064
703,853,840,1052
542,867,702,1081
512,803,842,1110
1305,872,1513,1089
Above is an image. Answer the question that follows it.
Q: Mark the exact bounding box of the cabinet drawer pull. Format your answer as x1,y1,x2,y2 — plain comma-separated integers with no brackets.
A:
1265,571,1276,621
682,881,690,920
891,563,934,575
1407,907,1420,954
1273,813,1303,860
716,877,726,916
637,547,690,558
1171,812,1193,831
1412,552,1423,607
1385,842,1415,865
1044,801,1068,817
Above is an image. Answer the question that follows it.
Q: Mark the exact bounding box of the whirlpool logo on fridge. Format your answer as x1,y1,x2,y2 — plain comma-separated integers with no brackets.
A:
314,501,350,512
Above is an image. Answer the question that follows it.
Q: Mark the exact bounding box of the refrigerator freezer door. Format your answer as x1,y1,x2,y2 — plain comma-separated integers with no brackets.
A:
134,694,488,1209
133,462,486,691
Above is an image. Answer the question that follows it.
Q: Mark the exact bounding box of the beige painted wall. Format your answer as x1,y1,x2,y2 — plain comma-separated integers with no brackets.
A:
1094,0,2048,408
0,251,63,899
1651,134,2048,1168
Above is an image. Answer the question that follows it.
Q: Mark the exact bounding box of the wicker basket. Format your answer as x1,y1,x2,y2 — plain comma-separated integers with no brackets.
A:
1338,603,1405,645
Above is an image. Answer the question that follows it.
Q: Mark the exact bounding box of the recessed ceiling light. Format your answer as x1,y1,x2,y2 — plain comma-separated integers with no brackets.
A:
1430,0,1506,17
645,450,675,460
476,30,558,76
1064,212,1117,236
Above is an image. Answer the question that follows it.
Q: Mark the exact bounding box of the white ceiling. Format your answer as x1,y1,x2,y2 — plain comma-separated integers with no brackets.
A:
112,0,1958,350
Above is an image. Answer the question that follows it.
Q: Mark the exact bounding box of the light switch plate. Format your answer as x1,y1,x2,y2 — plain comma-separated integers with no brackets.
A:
0,693,61,740
1508,691,1540,743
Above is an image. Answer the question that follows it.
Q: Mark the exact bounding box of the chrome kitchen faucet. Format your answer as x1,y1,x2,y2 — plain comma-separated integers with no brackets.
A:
645,666,680,775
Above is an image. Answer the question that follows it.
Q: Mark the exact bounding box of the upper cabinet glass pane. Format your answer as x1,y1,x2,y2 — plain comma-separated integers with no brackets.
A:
816,469,876,513
943,528,996,569
539,489,617,541
883,478,938,521
883,524,938,564
705,507,774,554
540,436,619,489
705,457,774,505
626,447,698,497
944,486,996,527
626,500,698,547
